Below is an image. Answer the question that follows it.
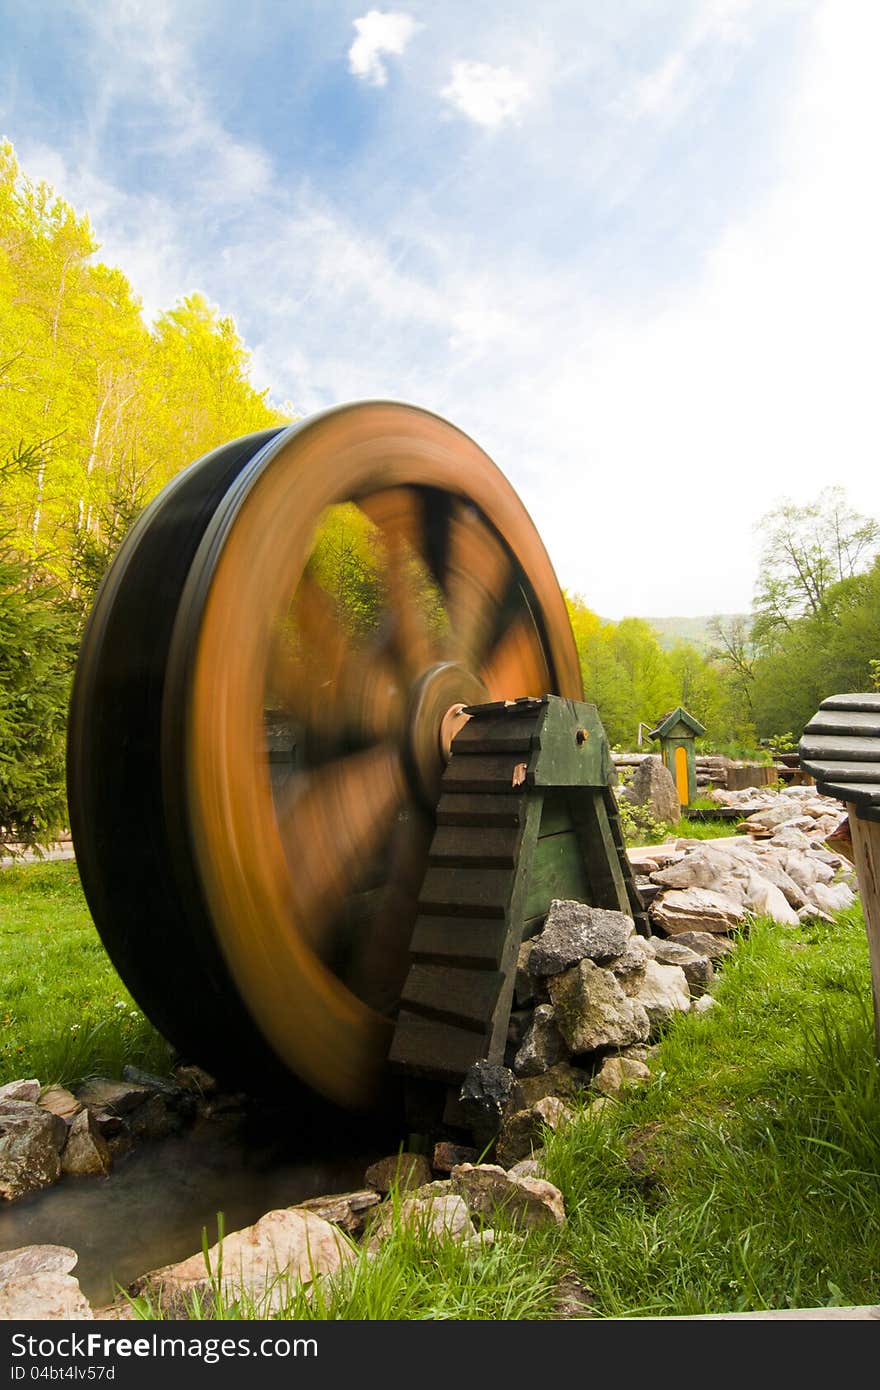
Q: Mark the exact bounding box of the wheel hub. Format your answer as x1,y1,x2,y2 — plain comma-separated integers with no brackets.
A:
405,661,487,806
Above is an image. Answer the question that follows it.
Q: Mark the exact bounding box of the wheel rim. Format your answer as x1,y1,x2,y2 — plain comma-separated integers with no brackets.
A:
168,402,582,1108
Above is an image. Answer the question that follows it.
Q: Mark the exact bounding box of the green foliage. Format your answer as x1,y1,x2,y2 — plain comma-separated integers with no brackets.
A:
0,541,76,845
0,142,290,843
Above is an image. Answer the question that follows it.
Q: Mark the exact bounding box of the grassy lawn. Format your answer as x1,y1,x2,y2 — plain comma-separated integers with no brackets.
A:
3,860,877,1319
0,859,174,1087
136,902,879,1321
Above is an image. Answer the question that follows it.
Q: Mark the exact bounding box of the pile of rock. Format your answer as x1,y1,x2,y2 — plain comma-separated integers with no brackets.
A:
0,1149,571,1319
0,1065,224,1202
630,785,857,936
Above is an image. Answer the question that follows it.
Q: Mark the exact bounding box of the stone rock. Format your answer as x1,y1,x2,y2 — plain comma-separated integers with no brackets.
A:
0,1100,67,1200
138,1209,355,1314
745,856,808,909
528,901,633,976
744,802,801,830
548,958,651,1054
366,1192,472,1251
515,940,539,1006
458,1062,516,1147
75,1079,152,1115
173,1064,218,1095
670,930,735,961
609,935,650,995
0,1273,93,1320
122,1066,185,1103
692,994,718,1015
650,887,743,935
61,1109,112,1177
39,1085,82,1122
781,850,835,890
742,873,800,926
450,1163,566,1229
495,1096,572,1168
296,1189,381,1238
808,881,856,915
507,1156,546,1181
651,847,740,891
511,1063,590,1111
582,1097,618,1123
650,938,714,993
432,1141,478,1173
623,755,681,824
631,959,691,1030
768,826,814,851
0,1079,40,1103
513,1005,566,1077
798,904,834,924
0,1245,78,1281
127,1094,173,1141
592,1055,651,1097
364,1152,432,1194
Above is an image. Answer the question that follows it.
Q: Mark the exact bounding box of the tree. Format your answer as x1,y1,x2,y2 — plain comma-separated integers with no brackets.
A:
752,487,879,643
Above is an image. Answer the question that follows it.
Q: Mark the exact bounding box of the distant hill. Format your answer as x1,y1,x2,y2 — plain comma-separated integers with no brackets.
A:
638,615,749,652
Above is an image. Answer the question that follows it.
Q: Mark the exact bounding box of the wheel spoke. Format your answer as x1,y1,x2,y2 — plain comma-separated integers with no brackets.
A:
357,488,439,683
480,611,551,699
268,573,403,743
444,502,512,669
276,743,407,950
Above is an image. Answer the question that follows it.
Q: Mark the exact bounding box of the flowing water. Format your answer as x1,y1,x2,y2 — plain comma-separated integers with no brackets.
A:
0,1106,390,1307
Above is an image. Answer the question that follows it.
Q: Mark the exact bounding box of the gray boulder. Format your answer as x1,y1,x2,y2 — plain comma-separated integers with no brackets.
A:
650,938,714,994
61,1109,111,1178
450,1163,566,1229
527,901,633,976
548,958,651,1053
0,1101,67,1200
622,756,681,824
631,959,692,1030
513,1005,566,1077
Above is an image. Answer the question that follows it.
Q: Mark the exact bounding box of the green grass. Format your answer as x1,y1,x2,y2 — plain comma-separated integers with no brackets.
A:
542,904,880,1316
0,859,174,1086
130,901,879,1321
3,862,877,1319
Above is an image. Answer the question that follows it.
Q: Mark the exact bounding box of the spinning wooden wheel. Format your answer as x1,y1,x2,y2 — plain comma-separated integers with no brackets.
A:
67,403,582,1109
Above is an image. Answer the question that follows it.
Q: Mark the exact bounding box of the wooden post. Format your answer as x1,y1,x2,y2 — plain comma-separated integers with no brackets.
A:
846,804,880,1052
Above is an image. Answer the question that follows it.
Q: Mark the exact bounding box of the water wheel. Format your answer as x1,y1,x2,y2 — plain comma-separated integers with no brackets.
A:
67,402,581,1110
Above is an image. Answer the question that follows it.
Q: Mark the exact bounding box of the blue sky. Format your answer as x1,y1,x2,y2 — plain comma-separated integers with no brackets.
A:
2,0,877,617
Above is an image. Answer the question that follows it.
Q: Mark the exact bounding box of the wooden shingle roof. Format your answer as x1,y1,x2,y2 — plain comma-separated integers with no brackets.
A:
799,692,880,823
648,707,707,740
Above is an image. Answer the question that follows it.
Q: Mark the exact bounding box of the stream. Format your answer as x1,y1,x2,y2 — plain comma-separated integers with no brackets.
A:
0,1106,388,1307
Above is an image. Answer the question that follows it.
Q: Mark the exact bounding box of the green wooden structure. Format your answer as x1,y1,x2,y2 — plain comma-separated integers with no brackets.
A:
647,706,706,808
389,695,648,1098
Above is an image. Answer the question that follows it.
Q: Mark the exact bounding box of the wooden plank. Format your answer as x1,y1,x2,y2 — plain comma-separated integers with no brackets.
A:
796,761,880,785
428,824,520,867
799,735,880,763
523,830,589,920
847,804,880,1052
388,1011,488,1082
399,963,503,1030
410,915,509,968
813,782,880,807
436,793,524,827
419,866,511,917
485,794,544,1065
573,788,632,915
820,693,880,713
537,789,573,838
529,697,608,788
803,710,880,737
451,715,538,753
442,753,530,793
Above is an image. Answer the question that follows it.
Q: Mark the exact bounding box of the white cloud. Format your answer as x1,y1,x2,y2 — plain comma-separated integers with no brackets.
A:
441,60,531,128
348,10,419,87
